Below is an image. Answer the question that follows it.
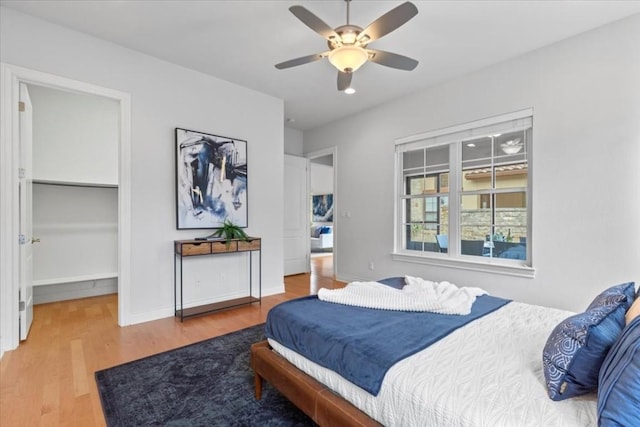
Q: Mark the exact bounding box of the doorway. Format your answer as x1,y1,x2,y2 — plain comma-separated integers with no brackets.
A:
0,64,132,353
307,147,337,279
27,83,120,307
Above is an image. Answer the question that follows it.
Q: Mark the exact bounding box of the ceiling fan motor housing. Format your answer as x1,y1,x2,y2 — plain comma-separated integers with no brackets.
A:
328,25,368,49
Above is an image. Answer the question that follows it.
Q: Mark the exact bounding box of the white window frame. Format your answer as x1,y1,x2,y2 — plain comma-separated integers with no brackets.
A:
392,109,535,278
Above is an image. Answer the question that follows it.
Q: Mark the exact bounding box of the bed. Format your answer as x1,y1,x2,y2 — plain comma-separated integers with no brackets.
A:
251,277,640,426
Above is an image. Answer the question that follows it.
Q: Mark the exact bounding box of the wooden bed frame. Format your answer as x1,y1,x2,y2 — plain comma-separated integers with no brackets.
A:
251,340,382,427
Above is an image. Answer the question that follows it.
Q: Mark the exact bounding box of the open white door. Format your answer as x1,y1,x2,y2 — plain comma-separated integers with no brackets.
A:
284,154,310,275
19,82,34,341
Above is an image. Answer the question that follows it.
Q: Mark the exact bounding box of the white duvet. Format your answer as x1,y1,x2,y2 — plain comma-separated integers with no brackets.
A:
317,275,486,315
268,301,597,427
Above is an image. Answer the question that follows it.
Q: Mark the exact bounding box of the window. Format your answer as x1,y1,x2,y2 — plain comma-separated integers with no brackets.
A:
395,110,533,275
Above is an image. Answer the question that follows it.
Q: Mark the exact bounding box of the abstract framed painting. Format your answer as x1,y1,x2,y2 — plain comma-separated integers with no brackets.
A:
312,194,333,222
175,128,247,229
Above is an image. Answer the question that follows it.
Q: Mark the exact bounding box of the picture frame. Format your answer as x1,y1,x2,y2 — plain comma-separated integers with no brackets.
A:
312,194,333,222
175,128,247,229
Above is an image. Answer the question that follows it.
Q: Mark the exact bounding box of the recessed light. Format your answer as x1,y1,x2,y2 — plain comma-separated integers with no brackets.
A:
344,87,356,95
467,143,476,147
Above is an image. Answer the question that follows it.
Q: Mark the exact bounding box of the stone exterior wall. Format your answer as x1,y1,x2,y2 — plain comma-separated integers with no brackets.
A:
410,207,527,245
461,208,527,241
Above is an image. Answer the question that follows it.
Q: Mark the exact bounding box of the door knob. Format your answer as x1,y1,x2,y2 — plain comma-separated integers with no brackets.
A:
31,238,40,243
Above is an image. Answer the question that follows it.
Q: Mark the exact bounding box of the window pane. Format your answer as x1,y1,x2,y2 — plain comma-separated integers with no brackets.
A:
462,137,491,191
460,238,487,257
403,149,424,171
405,198,424,222
439,197,449,236
462,137,491,163
404,197,443,223
486,225,527,260
407,176,438,195
460,208,491,242
494,130,526,162
404,224,439,253
425,145,449,174
495,192,527,241
425,197,438,221
463,167,492,191
495,163,527,189
439,173,449,192
461,193,491,210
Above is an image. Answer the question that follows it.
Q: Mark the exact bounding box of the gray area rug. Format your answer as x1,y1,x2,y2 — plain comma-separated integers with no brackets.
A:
95,324,315,426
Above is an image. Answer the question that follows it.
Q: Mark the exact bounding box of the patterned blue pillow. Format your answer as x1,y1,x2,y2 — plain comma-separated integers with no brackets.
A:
586,282,636,311
598,316,640,426
542,299,628,400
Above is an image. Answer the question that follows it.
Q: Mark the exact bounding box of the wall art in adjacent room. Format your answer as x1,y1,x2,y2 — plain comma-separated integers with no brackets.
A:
312,194,333,222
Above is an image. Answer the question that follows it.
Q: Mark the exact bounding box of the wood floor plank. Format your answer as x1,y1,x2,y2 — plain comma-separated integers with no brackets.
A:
0,255,343,426
70,339,89,397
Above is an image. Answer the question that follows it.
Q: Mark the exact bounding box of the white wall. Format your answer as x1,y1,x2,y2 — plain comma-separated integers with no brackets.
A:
284,126,303,156
0,7,285,323
310,162,333,195
304,15,640,312
29,84,119,185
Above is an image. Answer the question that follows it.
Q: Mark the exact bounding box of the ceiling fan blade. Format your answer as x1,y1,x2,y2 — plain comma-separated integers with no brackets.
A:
357,2,418,43
367,49,418,71
289,5,340,40
275,52,328,69
337,71,352,91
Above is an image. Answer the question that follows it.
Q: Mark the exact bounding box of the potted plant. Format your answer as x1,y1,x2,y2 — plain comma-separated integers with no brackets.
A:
210,219,250,248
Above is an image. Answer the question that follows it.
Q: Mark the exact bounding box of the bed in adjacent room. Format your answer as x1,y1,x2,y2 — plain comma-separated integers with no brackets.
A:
251,277,640,427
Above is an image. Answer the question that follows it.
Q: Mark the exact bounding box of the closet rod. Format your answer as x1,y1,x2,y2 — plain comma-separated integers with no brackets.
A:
33,179,117,188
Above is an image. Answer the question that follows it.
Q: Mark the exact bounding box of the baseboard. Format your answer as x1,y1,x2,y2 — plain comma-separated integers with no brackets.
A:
262,283,285,297
128,306,175,325
335,273,366,283
34,278,118,304
127,285,285,326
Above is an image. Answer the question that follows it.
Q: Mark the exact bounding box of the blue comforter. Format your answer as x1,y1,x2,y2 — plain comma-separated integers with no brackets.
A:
265,280,510,396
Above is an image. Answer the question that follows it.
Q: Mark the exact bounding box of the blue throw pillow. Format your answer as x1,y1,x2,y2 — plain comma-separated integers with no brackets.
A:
598,316,640,426
586,282,636,311
542,301,628,400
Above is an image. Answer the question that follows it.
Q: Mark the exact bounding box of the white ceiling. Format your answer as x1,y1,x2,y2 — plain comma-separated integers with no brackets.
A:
3,1,640,130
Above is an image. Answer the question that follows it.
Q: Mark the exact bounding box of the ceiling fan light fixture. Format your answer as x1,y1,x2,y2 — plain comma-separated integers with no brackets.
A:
328,45,368,73
344,87,356,94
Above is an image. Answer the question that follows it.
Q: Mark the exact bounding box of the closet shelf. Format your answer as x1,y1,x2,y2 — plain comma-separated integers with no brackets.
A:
34,223,117,231
33,179,118,188
33,272,118,287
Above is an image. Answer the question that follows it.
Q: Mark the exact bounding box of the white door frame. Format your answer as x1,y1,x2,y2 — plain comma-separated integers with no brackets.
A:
306,146,337,278
0,63,132,354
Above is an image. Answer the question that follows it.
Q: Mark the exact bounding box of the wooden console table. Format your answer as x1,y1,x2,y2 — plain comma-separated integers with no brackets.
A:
174,238,261,321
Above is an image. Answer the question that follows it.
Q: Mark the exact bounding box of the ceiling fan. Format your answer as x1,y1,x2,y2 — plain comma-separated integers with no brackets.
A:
275,0,419,92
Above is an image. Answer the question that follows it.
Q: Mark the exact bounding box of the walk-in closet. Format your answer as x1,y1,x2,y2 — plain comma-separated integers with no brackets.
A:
28,84,119,304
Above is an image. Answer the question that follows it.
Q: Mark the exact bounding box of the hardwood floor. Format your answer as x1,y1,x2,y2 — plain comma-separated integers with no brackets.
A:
0,255,341,426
